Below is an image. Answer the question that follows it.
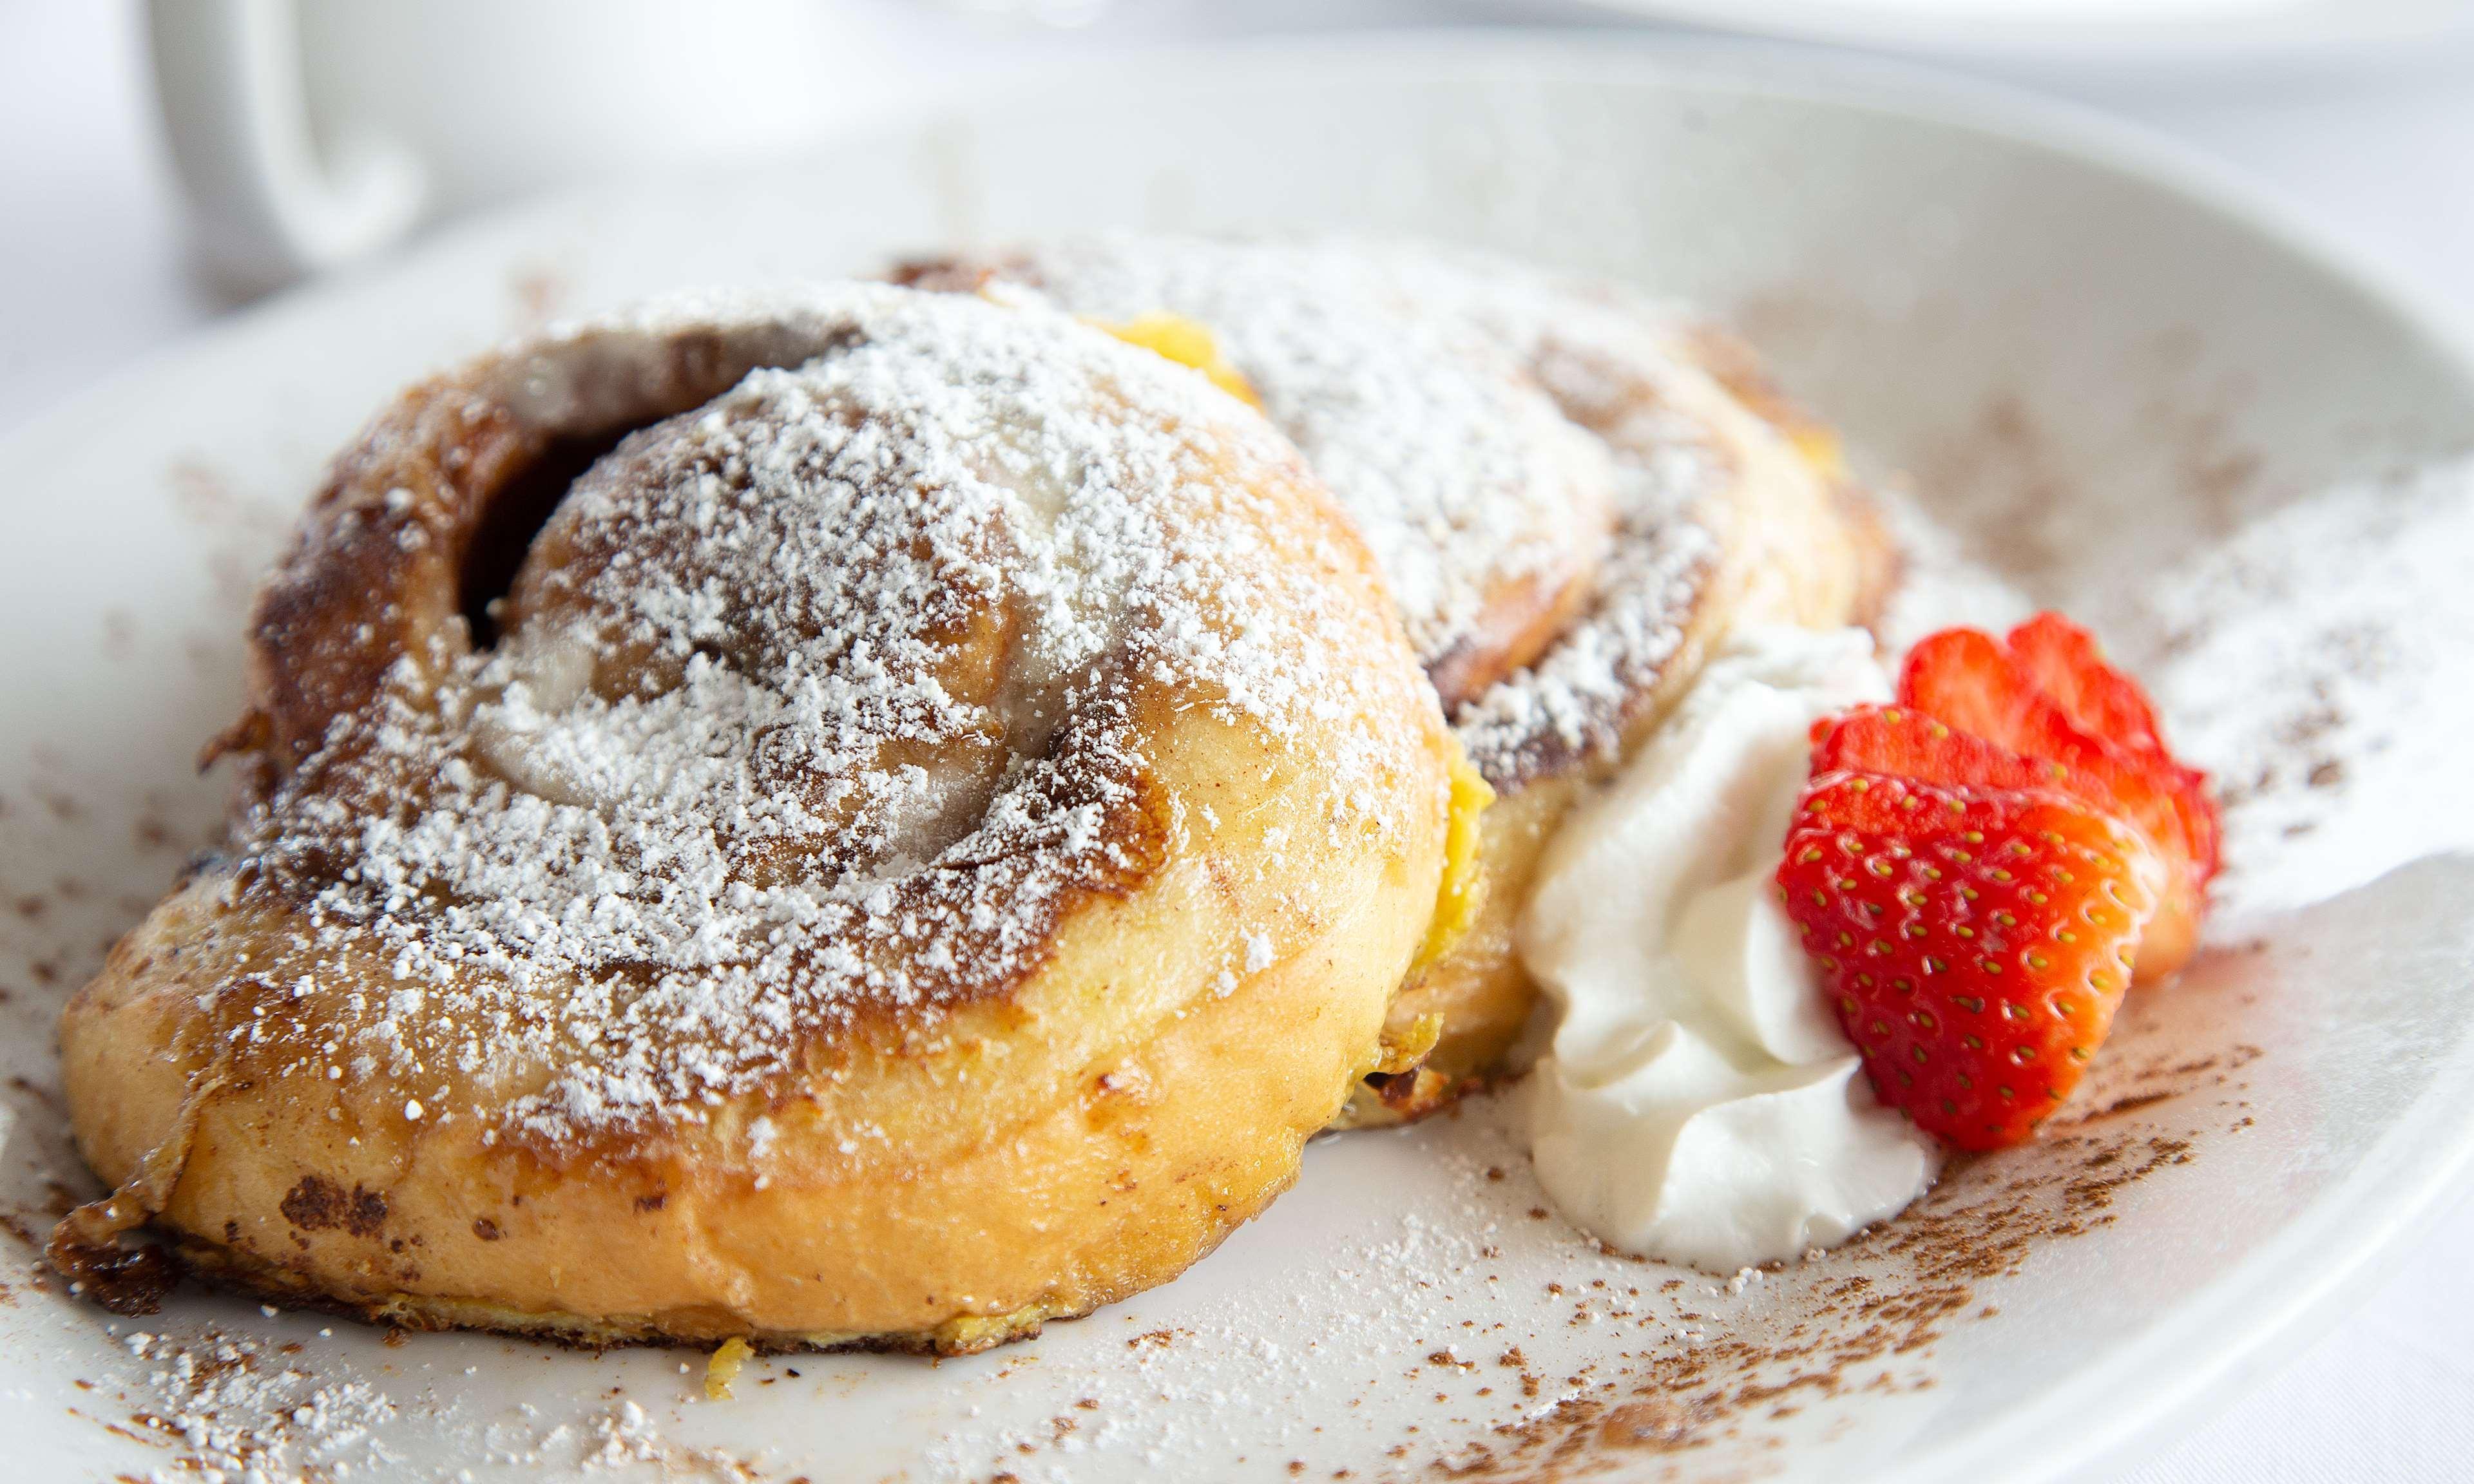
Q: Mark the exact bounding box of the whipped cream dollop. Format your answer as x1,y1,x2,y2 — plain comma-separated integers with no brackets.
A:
1520,625,1939,1271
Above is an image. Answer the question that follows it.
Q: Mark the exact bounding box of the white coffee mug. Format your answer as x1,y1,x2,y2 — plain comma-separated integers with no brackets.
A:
146,0,906,290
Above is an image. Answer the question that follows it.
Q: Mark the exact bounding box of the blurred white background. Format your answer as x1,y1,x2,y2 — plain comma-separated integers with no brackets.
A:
3,3,2471,1479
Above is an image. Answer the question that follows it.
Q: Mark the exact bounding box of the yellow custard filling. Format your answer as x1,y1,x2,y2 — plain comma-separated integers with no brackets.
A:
1788,423,1846,483
704,1335,754,1399
1417,742,1495,969
1097,310,1487,974
1091,312,1263,408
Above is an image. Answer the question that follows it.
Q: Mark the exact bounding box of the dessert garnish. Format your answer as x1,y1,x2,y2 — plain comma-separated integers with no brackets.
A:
1520,625,1939,1271
1778,614,2223,1150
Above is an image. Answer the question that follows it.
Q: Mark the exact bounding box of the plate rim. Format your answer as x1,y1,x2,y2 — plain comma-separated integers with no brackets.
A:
15,32,2474,441
1551,0,2474,71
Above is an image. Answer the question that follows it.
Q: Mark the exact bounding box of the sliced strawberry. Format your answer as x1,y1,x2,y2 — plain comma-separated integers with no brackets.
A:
1898,614,2217,979
2007,611,2164,755
1894,627,2031,743
1777,770,2162,1150
1808,705,2075,797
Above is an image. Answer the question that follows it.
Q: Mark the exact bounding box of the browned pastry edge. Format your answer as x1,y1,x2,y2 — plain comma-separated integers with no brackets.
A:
160,1228,1126,1356
54,287,1456,1353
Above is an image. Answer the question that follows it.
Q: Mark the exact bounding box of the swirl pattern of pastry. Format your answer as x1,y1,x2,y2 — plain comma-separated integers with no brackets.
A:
53,284,1457,1351
897,237,1894,1119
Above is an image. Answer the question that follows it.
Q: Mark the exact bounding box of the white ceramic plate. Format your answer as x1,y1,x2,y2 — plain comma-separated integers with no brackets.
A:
5,39,2474,1484
1555,0,2474,76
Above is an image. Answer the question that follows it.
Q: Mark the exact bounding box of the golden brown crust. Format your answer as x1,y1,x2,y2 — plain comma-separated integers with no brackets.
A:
57,285,1455,1349
162,1233,1068,1355
72,823,1412,1351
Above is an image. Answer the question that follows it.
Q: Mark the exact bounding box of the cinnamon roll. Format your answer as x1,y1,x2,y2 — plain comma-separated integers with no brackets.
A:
53,284,1459,1351
897,238,1894,1119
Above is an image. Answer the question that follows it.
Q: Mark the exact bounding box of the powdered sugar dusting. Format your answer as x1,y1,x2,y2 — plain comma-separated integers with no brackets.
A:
2122,455,2474,918
926,236,1731,785
570,1400,764,1479
215,285,1423,1148
113,1326,398,1483
1446,521,1717,783
84,1318,777,1483
963,236,1620,677
1438,264,1736,783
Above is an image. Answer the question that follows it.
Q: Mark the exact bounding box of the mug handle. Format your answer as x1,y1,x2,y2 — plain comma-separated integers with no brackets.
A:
146,0,427,290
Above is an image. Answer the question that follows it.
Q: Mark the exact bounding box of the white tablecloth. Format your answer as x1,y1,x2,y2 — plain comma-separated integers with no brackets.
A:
5,5,2469,1478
